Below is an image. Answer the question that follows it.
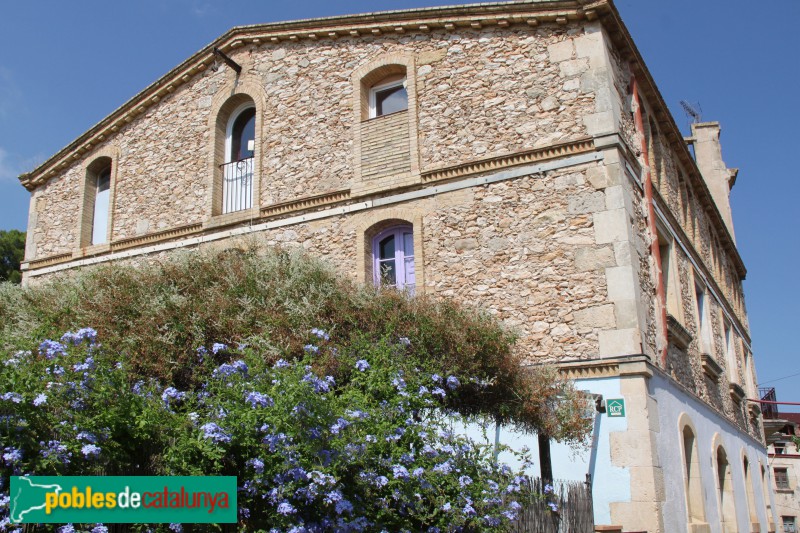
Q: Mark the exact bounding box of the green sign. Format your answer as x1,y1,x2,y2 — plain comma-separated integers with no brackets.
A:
9,476,237,524
606,398,626,417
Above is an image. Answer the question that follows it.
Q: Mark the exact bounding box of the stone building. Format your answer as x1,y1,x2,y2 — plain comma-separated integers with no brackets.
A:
17,0,775,531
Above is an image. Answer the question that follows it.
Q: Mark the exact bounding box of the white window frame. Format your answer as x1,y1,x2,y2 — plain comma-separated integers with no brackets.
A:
91,166,111,245
372,225,415,293
368,77,407,119
222,103,255,214
225,102,256,164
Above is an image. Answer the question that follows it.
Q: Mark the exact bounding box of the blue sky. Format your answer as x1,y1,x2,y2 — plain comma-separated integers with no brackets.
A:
1,1,798,403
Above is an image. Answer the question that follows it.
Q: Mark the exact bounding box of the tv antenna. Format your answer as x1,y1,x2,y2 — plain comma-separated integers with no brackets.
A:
679,100,702,124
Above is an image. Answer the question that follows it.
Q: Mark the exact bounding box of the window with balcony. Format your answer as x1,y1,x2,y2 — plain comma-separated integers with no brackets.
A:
222,103,255,214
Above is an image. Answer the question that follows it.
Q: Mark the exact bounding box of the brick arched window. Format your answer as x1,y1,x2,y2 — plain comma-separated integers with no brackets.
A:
372,225,415,293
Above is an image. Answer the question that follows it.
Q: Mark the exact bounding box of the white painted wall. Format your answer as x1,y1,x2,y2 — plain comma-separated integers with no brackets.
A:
455,373,778,532
455,376,631,526
650,372,777,533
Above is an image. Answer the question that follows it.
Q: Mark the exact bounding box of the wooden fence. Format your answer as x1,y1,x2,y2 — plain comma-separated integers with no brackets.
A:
511,477,595,533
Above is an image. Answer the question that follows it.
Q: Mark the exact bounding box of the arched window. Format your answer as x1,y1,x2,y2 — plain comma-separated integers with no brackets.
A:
716,446,738,532
372,225,415,293
682,426,707,525
92,165,111,245
222,103,255,213
743,456,758,529
80,156,114,247
369,75,407,118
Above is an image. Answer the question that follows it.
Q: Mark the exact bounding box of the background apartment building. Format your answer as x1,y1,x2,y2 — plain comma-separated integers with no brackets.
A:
17,1,775,531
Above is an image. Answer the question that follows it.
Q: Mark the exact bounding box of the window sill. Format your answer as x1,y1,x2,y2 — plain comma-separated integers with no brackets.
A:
701,353,723,382
729,382,746,404
73,243,111,258
666,314,692,350
775,488,794,494
204,208,260,230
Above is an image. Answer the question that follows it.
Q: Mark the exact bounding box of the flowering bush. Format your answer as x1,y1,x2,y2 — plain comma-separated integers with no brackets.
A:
1,329,552,531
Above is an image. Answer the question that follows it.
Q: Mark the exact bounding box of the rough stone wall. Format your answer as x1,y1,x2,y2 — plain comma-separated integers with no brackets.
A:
417,25,595,168
41,164,614,363
113,78,216,239
607,45,748,330
26,170,82,258
27,23,600,260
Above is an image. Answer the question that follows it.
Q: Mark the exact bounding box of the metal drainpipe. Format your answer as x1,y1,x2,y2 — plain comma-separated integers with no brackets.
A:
631,77,669,366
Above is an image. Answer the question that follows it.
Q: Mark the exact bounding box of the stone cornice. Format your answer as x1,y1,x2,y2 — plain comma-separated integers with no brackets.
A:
422,137,594,184
17,0,602,192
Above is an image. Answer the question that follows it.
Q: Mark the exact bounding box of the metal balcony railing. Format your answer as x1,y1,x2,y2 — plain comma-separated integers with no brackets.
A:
221,157,253,214
759,387,779,420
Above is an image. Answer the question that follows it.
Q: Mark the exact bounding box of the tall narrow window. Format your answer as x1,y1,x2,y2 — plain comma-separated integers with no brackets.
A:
695,283,710,351
744,458,758,529
783,516,796,533
92,165,111,245
373,226,415,293
724,321,737,383
716,447,738,533
80,156,114,248
682,426,707,524
222,104,255,213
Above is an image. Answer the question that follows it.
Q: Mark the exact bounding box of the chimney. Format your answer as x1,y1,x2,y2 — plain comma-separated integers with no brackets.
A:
690,122,739,242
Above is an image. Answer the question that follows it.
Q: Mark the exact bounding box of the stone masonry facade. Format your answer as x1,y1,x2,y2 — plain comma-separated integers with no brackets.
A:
19,1,765,530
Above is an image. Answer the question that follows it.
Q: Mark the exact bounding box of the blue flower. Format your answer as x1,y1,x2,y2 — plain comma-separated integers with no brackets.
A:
431,387,446,398
335,499,353,515
39,339,67,359
274,358,290,369
398,337,411,346
58,525,75,533
330,418,351,435
311,328,330,341
2,447,22,465
73,357,95,373
91,525,108,533
244,391,273,408
213,360,248,378
483,516,501,527
459,475,472,487
33,393,47,406
392,465,410,480
81,444,101,458
441,502,451,512
196,346,208,361
463,503,476,517
211,343,227,354
61,328,98,346
355,359,370,372
304,344,319,354
77,431,98,443
200,423,232,444
431,374,442,383
168,524,182,533
161,387,185,406
247,458,265,474
446,376,460,390
41,440,70,464
548,501,559,512
544,483,554,494
277,501,296,515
